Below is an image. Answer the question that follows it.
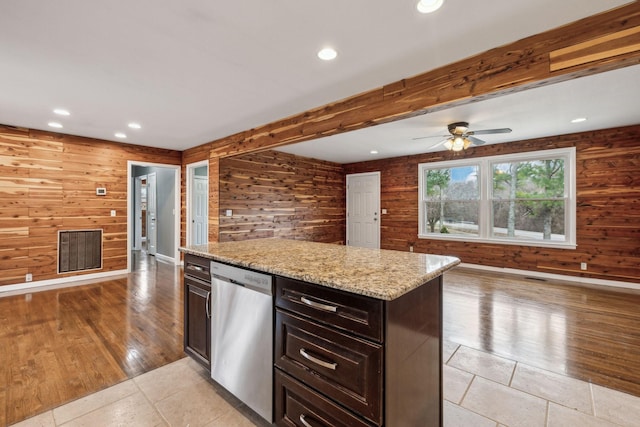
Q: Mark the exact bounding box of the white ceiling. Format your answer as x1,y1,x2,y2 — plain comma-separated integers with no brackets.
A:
0,0,635,159
278,64,640,163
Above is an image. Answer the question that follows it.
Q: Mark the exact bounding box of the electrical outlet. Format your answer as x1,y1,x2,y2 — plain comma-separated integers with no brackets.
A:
225,209,233,217
26,273,32,282
110,210,116,217
409,245,414,252
580,262,587,271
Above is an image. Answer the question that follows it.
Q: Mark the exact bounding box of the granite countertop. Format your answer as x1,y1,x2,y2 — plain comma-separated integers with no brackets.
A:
180,238,460,301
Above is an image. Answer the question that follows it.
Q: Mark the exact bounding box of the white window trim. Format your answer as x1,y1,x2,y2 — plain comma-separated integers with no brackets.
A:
418,147,577,249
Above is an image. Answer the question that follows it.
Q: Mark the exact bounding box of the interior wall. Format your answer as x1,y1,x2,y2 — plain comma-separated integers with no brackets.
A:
132,165,176,256
343,125,640,284
218,150,345,243
0,125,182,288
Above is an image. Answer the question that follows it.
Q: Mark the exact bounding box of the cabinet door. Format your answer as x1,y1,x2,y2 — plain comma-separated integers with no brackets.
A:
184,276,211,370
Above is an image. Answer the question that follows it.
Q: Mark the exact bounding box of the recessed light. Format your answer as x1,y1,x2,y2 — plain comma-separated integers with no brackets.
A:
48,122,63,129
128,122,141,129
571,117,587,123
370,150,379,154
115,132,127,139
317,47,337,61
417,0,444,13
53,108,70,116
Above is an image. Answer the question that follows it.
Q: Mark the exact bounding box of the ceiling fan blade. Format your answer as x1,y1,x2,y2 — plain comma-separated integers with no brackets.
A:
467,136,486,146
412,134,448,141
469,127,512,135
425,138,449,152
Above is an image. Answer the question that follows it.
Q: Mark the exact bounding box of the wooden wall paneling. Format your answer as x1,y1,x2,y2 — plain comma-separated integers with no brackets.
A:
344,126,640,283
209,157,220,243
0,125,181,288
218,150,345,244
25,137,64,282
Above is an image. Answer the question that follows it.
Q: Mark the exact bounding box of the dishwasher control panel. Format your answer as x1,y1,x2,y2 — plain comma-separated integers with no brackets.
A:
210,261,272,294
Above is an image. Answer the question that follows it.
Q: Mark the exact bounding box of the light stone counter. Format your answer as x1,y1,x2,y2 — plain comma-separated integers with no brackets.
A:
180,238,460,301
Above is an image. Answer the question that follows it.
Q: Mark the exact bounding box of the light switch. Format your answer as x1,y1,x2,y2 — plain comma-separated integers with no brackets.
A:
382,209,388,214
225,209,233,217
110,210,116,217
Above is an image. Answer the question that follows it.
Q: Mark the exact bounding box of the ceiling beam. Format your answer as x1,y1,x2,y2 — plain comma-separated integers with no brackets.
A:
190,2,640,161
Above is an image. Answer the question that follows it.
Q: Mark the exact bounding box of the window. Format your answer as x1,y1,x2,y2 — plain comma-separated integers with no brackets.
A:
419,147,576,248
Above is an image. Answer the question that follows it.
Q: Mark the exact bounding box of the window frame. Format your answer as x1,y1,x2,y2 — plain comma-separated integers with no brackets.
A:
418,147,577,249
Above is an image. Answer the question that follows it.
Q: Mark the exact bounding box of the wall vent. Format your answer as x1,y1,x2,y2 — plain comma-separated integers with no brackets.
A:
58,229,103,273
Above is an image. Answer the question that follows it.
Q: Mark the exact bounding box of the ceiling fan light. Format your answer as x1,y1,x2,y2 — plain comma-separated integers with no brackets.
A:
463,138,472,149
452,136,465,151
444,138,453,150
417,0,444,14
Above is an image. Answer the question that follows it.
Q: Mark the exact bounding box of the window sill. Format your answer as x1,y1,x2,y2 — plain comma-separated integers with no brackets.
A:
417,233,577,250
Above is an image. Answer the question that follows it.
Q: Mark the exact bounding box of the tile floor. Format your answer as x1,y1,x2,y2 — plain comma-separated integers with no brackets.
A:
12,342,640,427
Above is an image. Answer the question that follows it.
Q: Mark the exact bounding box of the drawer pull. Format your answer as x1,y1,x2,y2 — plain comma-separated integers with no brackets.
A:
299,414,321,427
300,296,337,313
187,264,205,272
299,348,337,371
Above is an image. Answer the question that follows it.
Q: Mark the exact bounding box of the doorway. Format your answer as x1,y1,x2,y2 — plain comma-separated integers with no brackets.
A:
346,172,380,249
127,161,181,272
186,161,209,246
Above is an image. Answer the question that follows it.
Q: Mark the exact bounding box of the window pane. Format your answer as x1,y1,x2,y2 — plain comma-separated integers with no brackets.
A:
419,148,574,247
424,165,479,235
492,199,565,241
492,159,565,199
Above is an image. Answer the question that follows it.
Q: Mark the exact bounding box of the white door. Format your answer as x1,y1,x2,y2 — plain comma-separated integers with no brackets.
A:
134,176,143,250
147,172,157,255
346,172,380,249
192,175,208,245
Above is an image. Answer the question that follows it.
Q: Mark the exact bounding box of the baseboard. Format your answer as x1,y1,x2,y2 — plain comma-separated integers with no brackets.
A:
154,253,176,265
0,269,128,297
457,263,640,291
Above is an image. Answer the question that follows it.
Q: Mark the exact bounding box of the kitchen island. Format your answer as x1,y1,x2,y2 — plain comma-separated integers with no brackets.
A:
180,238,460,427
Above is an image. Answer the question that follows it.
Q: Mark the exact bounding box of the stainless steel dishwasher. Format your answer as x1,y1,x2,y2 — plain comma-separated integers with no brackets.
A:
210,261,273,422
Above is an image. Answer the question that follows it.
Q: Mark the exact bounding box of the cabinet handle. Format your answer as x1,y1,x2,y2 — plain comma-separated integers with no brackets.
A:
300,296,337,313
188,264,204,272
299,414,320,427
299,348,337,371
205,291,211,319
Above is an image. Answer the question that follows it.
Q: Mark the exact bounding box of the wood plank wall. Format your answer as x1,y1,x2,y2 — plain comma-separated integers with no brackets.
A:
343,125,640,283
0,125,181,288
218,150,345,243
181,3,640,247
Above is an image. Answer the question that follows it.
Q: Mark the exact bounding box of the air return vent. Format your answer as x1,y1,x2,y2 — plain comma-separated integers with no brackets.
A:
58,230,103,273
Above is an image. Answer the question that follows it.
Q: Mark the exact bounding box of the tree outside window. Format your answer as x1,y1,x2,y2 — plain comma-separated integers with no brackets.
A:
418,147,575,248
423,165,479,236
492,159,565,241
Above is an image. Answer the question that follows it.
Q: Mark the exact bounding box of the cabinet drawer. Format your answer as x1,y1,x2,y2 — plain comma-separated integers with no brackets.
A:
275,310,382,424
275,370,375,427
275,276,383,342
184,254,211,281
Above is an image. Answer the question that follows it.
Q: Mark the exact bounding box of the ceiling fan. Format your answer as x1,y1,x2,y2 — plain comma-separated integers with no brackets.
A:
414,121,512,151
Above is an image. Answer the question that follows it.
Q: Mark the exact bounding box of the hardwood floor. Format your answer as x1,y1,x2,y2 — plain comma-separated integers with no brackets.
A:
1,253,639,426
0,251,185,426
444,269,640,399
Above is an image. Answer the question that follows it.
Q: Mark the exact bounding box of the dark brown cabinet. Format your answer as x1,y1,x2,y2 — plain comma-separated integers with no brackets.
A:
275,275,443,427
183,254,211,370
